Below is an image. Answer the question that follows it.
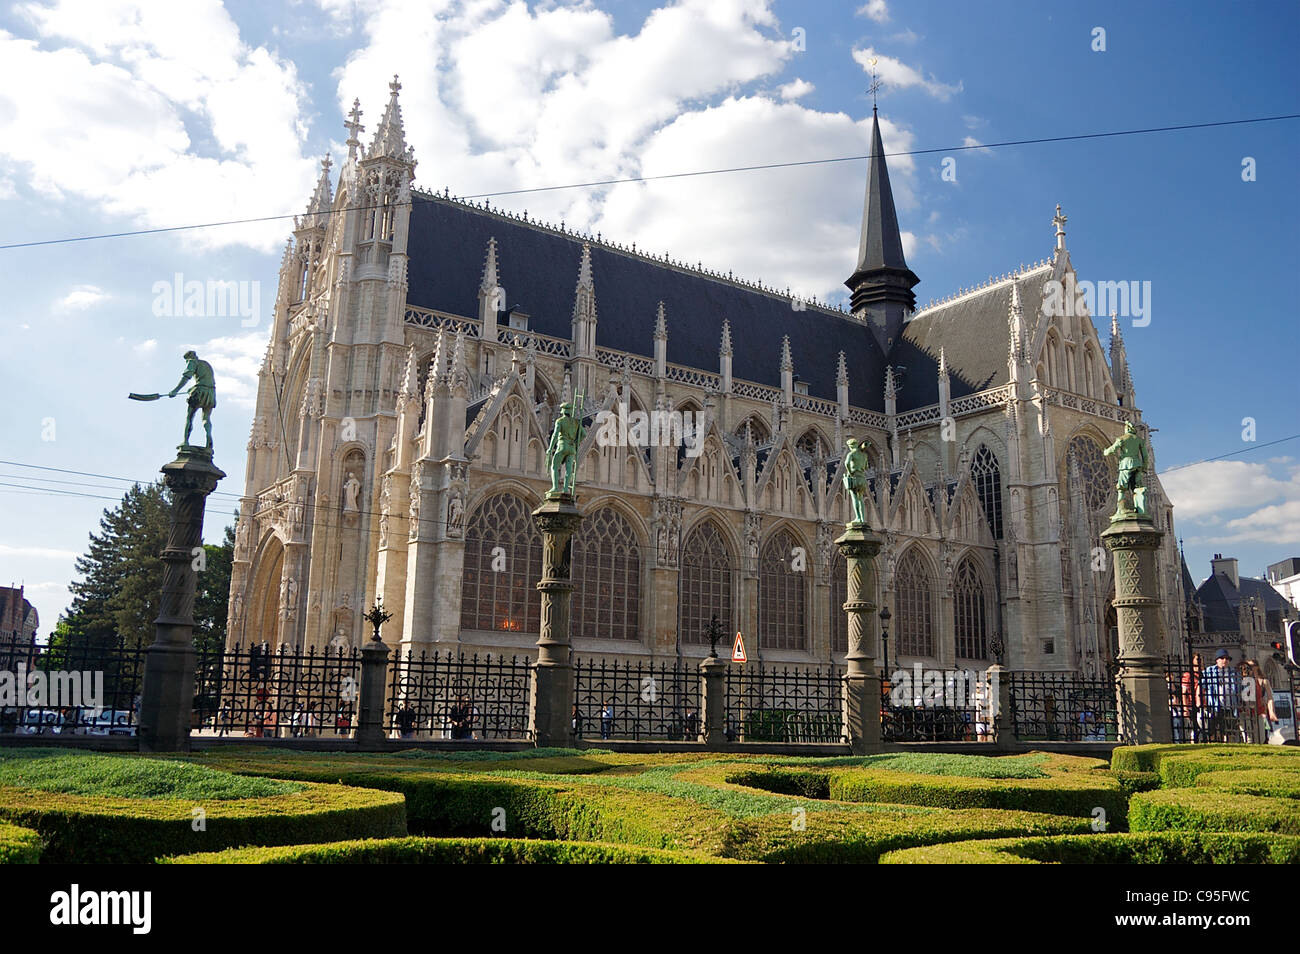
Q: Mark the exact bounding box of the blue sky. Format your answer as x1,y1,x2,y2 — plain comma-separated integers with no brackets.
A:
1,0,1297,632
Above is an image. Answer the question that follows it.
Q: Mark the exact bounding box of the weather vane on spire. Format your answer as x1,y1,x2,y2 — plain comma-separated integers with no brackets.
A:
868,56,881,109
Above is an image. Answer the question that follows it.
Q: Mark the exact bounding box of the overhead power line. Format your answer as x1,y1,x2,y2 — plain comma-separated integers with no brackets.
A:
1,113,1296,251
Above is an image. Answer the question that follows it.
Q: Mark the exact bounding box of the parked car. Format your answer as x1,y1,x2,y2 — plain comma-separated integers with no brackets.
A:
1271,690,1295,744
16,709,63,735
87,709,136,737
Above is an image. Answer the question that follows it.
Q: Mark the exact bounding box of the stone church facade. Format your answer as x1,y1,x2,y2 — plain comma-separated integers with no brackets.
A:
228,78,1183,675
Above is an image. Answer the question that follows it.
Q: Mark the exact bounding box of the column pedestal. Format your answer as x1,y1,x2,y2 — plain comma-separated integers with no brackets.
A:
1101,517,1173,744
530,493,583,747
835,523,883,754
138,446,226,752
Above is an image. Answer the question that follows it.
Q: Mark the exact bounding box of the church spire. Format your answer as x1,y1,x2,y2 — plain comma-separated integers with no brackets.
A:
571,242,597,357
367,75,413,162
846,106,920,353
299,156,333,229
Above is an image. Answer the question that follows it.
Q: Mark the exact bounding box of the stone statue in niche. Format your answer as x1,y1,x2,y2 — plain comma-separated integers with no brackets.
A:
343,472,361,512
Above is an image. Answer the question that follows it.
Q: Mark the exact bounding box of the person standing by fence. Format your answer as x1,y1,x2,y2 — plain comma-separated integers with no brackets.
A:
1242,659,1279,743
600,699,614,740
1202,650,1240,743
1180,653,1204,742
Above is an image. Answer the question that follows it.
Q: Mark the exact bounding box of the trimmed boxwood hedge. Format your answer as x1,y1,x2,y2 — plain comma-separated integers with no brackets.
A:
1195,769,1300,799
0,782,406,863
880,831,1300,864
1128,789,1300,835
166,836,727,864
1112,744,1300,781
0,822,41,864
725,766,1128,825
176,762,1091,862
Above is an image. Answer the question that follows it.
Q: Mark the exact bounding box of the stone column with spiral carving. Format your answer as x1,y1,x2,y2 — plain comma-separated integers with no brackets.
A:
530,493,583,746
835,524,883,754
1101,517,1173,744
138,446,226,752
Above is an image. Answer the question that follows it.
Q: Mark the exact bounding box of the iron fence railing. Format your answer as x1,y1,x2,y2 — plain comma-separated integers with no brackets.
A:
724,663,843,743
881,666,995,742
573,658,700,741
387,651,532,740
0,637,147,736
1166,659,1297,745
1007,670,1119,742
193,644,361,739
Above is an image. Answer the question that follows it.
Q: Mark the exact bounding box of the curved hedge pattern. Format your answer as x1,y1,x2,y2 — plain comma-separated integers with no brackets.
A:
0,782,406,863
0,822,41,864
880,831,1300,865
166,836,726,864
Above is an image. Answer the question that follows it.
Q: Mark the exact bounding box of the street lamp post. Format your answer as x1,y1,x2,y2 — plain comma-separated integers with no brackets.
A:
879,606,891,677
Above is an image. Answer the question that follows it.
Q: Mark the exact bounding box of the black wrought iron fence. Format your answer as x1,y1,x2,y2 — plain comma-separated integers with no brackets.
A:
1007,670,1118,742
724,663,843,743
193,643,361,739
881,666,994,742
387,650,532,740
1166,659,1296,745
0,637,147,737
573,658,700,741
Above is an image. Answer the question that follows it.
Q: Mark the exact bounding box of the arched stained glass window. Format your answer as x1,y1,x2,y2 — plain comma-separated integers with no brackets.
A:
460,493,542,634
896,548,934,657
679,521,732,645
573,507,642,641
759,529,807,651
1067,435,1113,513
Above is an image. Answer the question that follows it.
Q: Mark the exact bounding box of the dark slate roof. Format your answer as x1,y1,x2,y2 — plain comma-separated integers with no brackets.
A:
896,266,1050,409
1194,571,1288,632
405,193,889,410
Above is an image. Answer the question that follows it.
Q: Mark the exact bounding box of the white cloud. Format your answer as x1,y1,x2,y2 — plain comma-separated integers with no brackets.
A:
54,283,110,311
195,331,267,408
1162,459,1300,547
329,0,922,301
133,338,158,356
962,136,992,155
851,46,962,101
0,544,79,560
778,78,814,100
1161,460,1293,520
0,1,314,251
856,0,890,23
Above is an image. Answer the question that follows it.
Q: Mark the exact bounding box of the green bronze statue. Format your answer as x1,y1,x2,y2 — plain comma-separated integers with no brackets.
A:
129,350,218,450
545,394,586,497
1103,421,1150,521
842,437,871,526
170,350,218,449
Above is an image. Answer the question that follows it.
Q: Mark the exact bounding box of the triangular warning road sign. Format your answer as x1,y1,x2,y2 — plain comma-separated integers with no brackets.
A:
731,632,747,663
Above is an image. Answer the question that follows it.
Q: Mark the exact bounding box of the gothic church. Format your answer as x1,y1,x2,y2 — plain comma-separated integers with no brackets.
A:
228,77,1183,675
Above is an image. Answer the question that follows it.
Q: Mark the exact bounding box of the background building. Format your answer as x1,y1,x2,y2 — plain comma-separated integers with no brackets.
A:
1188,553,1296,682
228,81,1182,674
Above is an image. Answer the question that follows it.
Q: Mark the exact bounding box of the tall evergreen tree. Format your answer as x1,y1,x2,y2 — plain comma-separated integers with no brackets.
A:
193,514,236,657
59,482,172,655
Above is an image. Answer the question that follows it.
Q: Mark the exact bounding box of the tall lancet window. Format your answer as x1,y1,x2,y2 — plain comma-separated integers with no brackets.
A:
896,547,934,657
970,445,1003,540
953,557,989,660
830,551,848,655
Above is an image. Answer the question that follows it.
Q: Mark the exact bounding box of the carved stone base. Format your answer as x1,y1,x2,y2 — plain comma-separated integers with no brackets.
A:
531,494,584,747
836,524,883,753
1101,517,1172,744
